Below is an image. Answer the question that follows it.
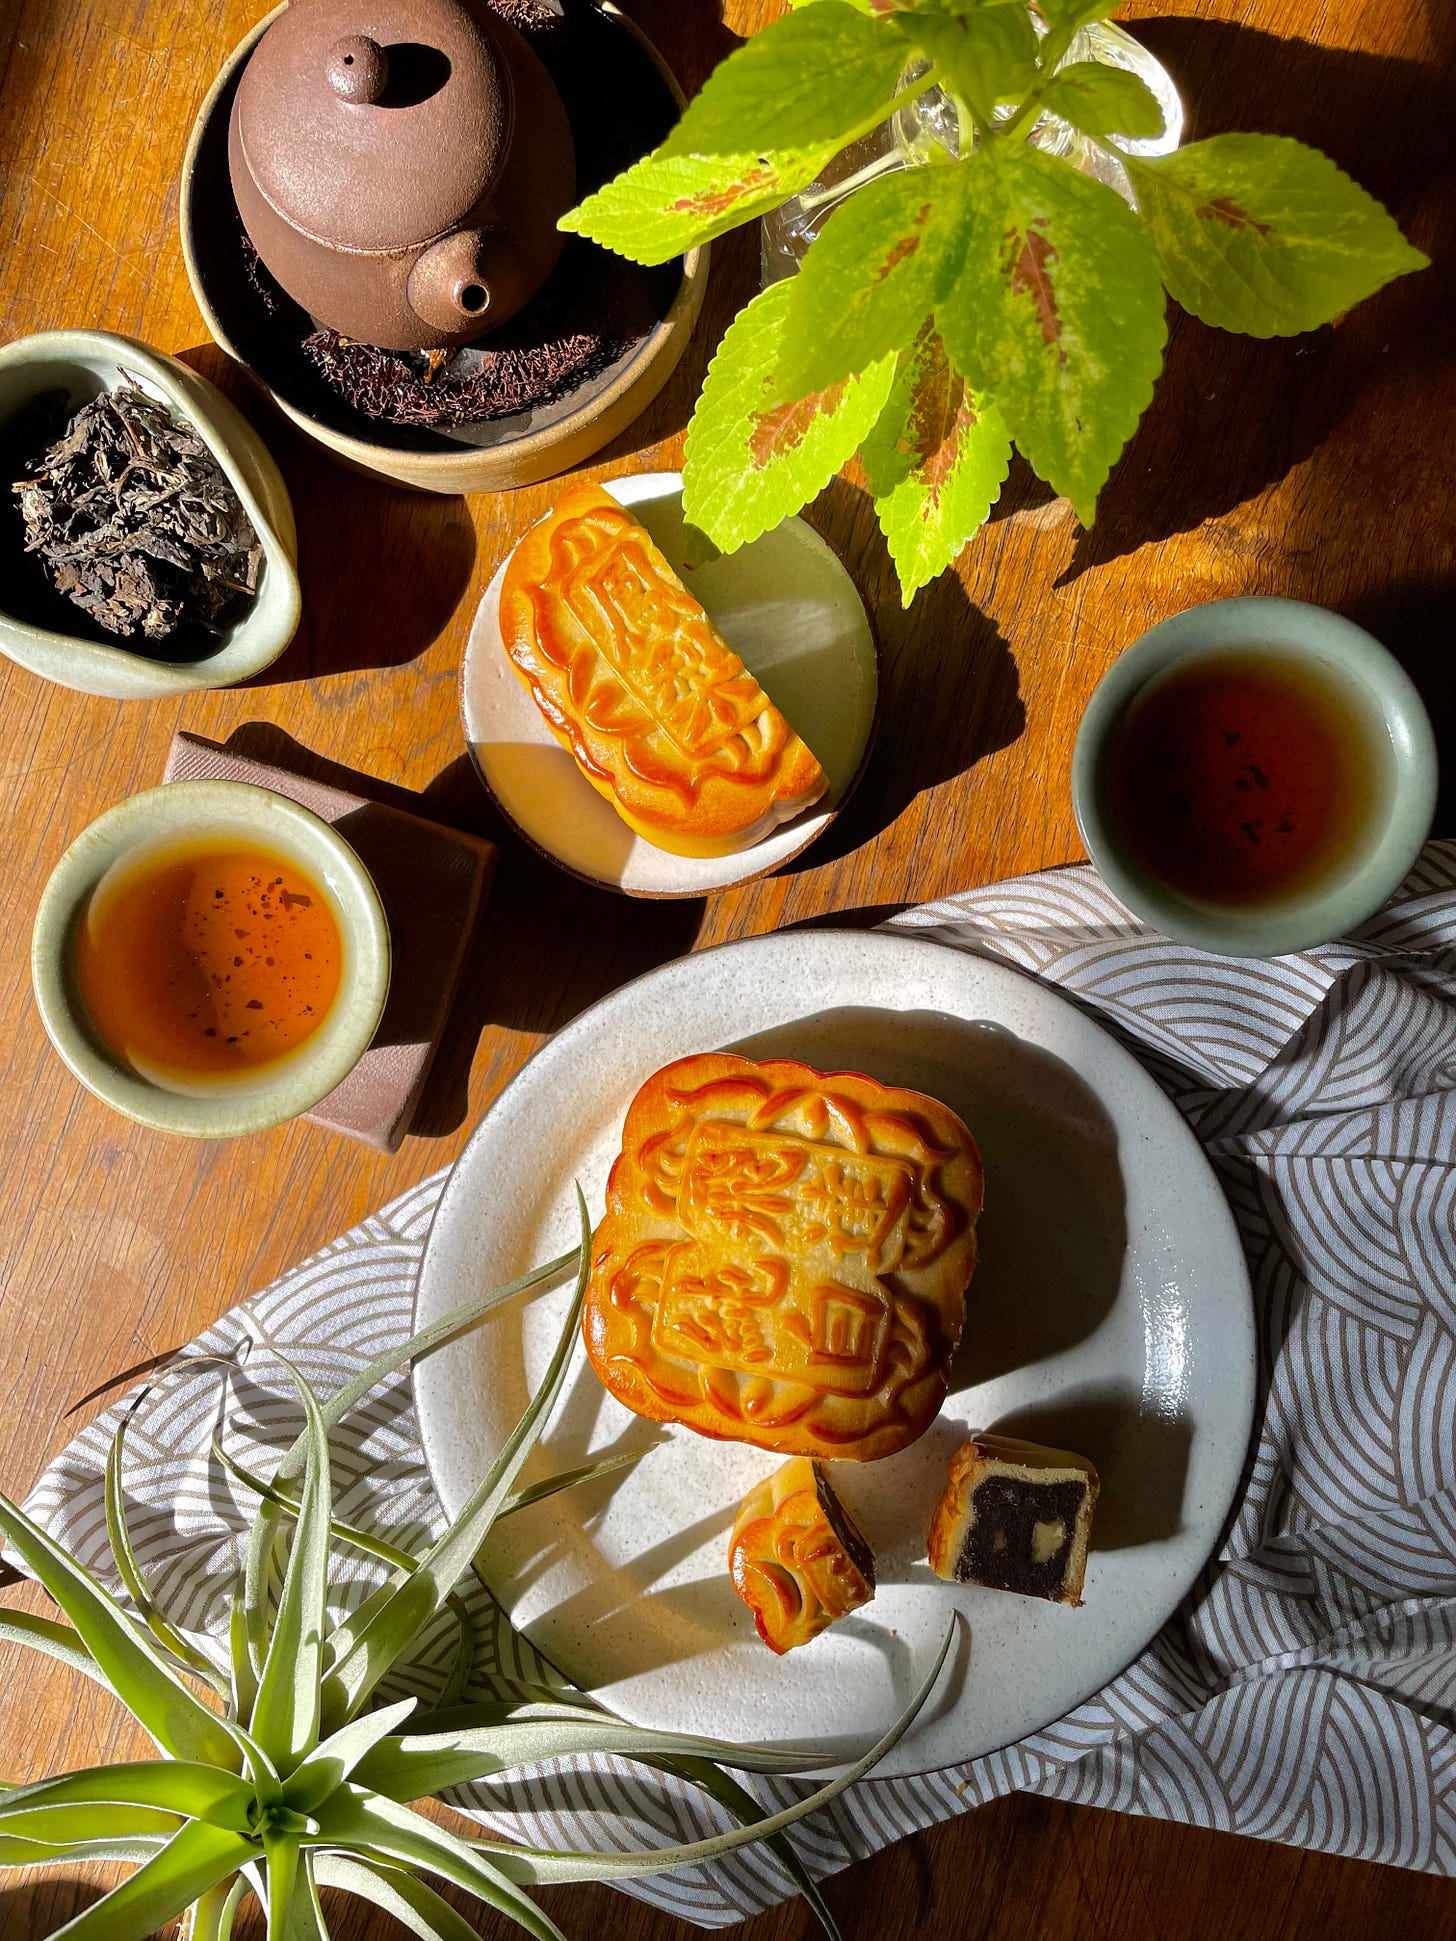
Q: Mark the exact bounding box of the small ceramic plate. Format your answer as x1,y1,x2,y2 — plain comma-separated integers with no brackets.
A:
460,473,879,897
415,930,1256,1774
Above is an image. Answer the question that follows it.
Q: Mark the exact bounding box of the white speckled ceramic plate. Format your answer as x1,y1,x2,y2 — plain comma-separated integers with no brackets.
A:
414,930,1255,1774
459,472,878,897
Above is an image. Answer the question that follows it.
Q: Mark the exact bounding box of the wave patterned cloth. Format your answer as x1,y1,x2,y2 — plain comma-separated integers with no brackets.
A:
24,842,1456,1924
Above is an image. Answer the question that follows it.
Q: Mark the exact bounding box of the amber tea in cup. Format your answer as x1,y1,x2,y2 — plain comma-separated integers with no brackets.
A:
75,837,342,1089
1103,648,1392,909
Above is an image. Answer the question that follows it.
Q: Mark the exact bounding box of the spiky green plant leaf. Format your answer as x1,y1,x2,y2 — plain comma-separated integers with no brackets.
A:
45,1821,259,1941
312,1854,497,1941
0,1491,241,1769
0,1761,252,1831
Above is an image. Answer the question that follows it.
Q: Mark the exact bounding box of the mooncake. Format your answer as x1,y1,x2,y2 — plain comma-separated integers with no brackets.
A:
498,482,827,857
927,1434,1099,1606
584,1052,984,1461
729,1456,875,1654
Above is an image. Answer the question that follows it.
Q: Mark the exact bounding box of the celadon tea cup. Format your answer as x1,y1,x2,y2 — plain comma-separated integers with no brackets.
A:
1072,595,1438,957
32,779,391,1137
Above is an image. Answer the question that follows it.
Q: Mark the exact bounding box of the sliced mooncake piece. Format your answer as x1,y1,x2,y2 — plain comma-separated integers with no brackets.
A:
927,1434,1099,1606
584,1051,984,1462
498,482,826,857
729,1456,875,1654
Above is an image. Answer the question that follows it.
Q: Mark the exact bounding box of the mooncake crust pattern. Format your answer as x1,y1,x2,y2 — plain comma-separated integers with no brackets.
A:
498,483,827,857
728,1456,875,1654
585,1052,984,1461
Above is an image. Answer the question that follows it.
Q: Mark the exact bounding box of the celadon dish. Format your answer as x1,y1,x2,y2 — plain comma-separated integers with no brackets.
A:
1072,595,1438,957
0,330,300,699
32,780,390,1137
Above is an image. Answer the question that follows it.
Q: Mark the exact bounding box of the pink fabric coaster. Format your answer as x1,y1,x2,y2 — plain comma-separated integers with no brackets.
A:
163,731,496,1152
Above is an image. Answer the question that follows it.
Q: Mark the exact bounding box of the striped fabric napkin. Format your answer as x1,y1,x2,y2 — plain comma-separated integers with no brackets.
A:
24,842,1456,1924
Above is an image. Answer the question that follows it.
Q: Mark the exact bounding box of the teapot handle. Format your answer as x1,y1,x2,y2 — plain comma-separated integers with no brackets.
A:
407,229,520,339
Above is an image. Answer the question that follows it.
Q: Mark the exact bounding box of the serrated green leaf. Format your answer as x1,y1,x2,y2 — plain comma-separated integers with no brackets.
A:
560,143,841,266
0,1760,252,1832
0,1488,242,1770
779,163,974,394
1127,133,1429,337
683,279,895,552
938,138,1165,522
485,1618,957,1886
663,3,908,156
45,1820,259,1941
897,7,1037,124
862,321,1011,599
1038,60,1165,140
312,1855,486,1941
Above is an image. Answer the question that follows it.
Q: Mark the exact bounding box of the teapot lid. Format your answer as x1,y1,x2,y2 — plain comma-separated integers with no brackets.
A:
235,0,512,254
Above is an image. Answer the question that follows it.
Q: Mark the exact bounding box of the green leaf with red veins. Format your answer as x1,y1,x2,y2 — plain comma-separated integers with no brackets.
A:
560,3,912,264
862,323,1012,602
557,142,844,266
1126,134,1429,337
779,164,974,395
937,139,1165,524
1037,61,1165,141
682,279,895,554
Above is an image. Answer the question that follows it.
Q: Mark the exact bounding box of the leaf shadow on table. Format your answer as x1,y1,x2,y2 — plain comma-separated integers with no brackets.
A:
174,344,479,682
0,1883,107,1933
1053,17,1456,581
782,477,1027,874
408,760,706,1140
1341,577,1456,830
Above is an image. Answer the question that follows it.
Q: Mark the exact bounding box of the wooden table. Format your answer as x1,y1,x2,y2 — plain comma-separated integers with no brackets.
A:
1,0,1452,1935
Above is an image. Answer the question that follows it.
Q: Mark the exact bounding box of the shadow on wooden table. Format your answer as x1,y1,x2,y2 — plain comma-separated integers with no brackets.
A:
788,478,1026,874
1341,578,1456,831
0,1882,107,1933
175,343,479,682
1057,17,1456,579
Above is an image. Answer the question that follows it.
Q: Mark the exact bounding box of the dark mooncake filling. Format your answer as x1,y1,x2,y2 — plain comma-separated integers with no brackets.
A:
954,1476,1087,1599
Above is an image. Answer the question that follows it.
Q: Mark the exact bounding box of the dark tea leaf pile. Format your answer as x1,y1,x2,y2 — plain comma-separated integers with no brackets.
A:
12,379,262,642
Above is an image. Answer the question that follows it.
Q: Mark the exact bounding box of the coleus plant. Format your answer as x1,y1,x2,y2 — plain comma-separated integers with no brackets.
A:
562,0,1429,601
0,1198,949,1940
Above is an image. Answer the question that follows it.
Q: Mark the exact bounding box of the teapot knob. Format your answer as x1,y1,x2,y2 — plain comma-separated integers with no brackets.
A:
327,35,389,104
407,228,518,338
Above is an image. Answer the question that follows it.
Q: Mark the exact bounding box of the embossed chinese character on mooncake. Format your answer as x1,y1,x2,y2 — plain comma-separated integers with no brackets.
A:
498,483,827,857
729,1456,875,1654
584,1053,984,1461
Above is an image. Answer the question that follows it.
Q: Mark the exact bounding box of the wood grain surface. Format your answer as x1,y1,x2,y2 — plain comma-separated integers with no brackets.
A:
0,1,1452,1936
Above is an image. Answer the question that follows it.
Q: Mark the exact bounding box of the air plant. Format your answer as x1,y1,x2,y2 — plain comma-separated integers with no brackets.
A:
0,1193,951,1939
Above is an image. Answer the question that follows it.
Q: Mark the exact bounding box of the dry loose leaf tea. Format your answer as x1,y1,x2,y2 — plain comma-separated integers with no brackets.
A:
11,378,263,643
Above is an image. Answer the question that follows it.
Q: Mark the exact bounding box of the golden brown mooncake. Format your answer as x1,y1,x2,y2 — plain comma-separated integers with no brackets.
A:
729,1456,875,1654
584,1052,984,1462
927,1434,1100,1607
498,482,827,858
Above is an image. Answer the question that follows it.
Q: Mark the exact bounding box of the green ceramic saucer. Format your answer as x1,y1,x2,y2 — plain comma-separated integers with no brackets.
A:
1072,595,1438,958
32,780,390,1137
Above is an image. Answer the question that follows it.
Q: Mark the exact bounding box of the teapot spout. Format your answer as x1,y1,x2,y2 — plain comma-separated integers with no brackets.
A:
406,228,519,342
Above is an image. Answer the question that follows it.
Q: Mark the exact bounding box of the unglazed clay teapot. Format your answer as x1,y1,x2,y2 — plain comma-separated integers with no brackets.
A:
229,0,575,351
